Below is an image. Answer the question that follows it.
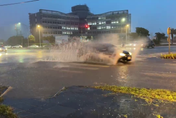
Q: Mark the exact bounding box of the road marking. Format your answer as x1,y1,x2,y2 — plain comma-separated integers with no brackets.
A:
60,69,83,74
69,63,110,68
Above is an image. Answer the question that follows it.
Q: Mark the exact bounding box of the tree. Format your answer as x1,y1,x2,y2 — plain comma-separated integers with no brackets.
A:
28,35,35,42
154,32,166,45
7,36,24,45
0,39,5,45
171,29,176,44
129,32,139,40
43,36,55,44
136,27,150,37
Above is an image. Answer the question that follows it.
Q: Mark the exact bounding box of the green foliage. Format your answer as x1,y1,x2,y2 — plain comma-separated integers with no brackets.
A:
153,114,163,118
43,35,55,43
94,85,176,104
161,53,176,59
7,36,23,45
28,35,35,42
129,32,139,40
0,105,17,118
136,27,150,37
155,32,166,45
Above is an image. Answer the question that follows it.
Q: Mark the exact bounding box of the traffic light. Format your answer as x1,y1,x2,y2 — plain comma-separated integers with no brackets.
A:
85,24,89,28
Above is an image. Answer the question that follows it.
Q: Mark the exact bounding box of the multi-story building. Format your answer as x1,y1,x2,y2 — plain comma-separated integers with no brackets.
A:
29,5,131,41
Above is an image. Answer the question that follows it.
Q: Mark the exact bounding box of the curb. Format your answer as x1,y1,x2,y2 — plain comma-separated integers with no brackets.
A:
0,86,13,97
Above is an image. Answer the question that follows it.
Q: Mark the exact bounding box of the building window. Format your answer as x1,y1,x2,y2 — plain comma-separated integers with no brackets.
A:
62,32,66,34
112,21,119,24
98,17,106,20
62,27,66,29
106,26,111,29
88,22,92,25
92,22,96,25
97,26,101,29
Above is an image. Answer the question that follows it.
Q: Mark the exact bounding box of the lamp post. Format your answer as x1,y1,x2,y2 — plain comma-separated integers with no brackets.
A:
37,25,41,47
16,22,30,46
125,24,129,42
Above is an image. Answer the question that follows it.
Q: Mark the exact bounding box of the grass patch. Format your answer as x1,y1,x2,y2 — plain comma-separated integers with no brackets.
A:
0,86,17,118
161,53,176,59
94,85,176,104
0,104,17,118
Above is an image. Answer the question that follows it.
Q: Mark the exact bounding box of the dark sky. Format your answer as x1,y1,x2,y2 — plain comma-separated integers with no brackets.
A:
0,0,176,39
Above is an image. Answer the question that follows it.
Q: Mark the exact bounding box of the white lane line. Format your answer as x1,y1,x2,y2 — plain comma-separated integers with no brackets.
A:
60,69,83,74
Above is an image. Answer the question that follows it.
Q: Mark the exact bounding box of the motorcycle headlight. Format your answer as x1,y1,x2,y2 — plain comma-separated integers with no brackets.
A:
120,53,125,56
129,52,132,55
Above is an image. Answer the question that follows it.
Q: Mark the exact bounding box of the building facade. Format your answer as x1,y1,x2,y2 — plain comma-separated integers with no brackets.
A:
29,5,131,41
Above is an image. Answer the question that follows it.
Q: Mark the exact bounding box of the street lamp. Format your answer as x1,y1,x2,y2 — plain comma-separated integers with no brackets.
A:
37,25,41,47
125,24,130,42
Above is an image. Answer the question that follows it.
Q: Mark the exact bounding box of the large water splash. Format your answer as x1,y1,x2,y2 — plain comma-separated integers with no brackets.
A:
41,34,147,65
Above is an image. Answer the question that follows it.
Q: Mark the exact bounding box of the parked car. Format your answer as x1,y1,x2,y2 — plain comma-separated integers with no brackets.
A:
4,45,11,49
28,45,39,48
0,45,7,53
12,45,23,48
77,43,132,64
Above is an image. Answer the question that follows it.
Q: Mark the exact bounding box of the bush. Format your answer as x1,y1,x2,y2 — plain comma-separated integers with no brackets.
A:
161,53,176,59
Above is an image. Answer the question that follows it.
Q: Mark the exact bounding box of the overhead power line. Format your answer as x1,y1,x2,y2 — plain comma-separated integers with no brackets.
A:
0,0,39,7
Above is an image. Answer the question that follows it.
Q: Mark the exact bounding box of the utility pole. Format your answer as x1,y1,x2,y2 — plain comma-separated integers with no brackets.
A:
167,27,171,54
125,24,129,42
37,25,41,47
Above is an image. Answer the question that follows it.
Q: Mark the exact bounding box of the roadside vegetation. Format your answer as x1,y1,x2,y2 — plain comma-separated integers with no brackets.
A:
0,86,17,118
94,85,176,104
161,53,176,59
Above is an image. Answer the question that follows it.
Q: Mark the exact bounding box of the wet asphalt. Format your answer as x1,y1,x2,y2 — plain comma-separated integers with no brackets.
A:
0,46,176,99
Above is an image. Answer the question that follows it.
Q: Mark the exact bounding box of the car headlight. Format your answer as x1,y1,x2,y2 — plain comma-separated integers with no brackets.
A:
120,53,126,56
129,52,132,55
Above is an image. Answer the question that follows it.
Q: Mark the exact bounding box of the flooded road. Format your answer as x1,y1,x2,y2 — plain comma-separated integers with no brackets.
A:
0,47,175,99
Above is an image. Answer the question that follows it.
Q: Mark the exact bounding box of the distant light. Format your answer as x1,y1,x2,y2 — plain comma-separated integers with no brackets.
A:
18,22,21,25
126,24,129,27
37,25,40,28
85,24,89,28
122,18,126,22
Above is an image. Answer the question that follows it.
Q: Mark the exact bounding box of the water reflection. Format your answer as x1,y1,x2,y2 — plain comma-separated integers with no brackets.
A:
19,56,24,63
116,65,129,85
37,51,43,59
